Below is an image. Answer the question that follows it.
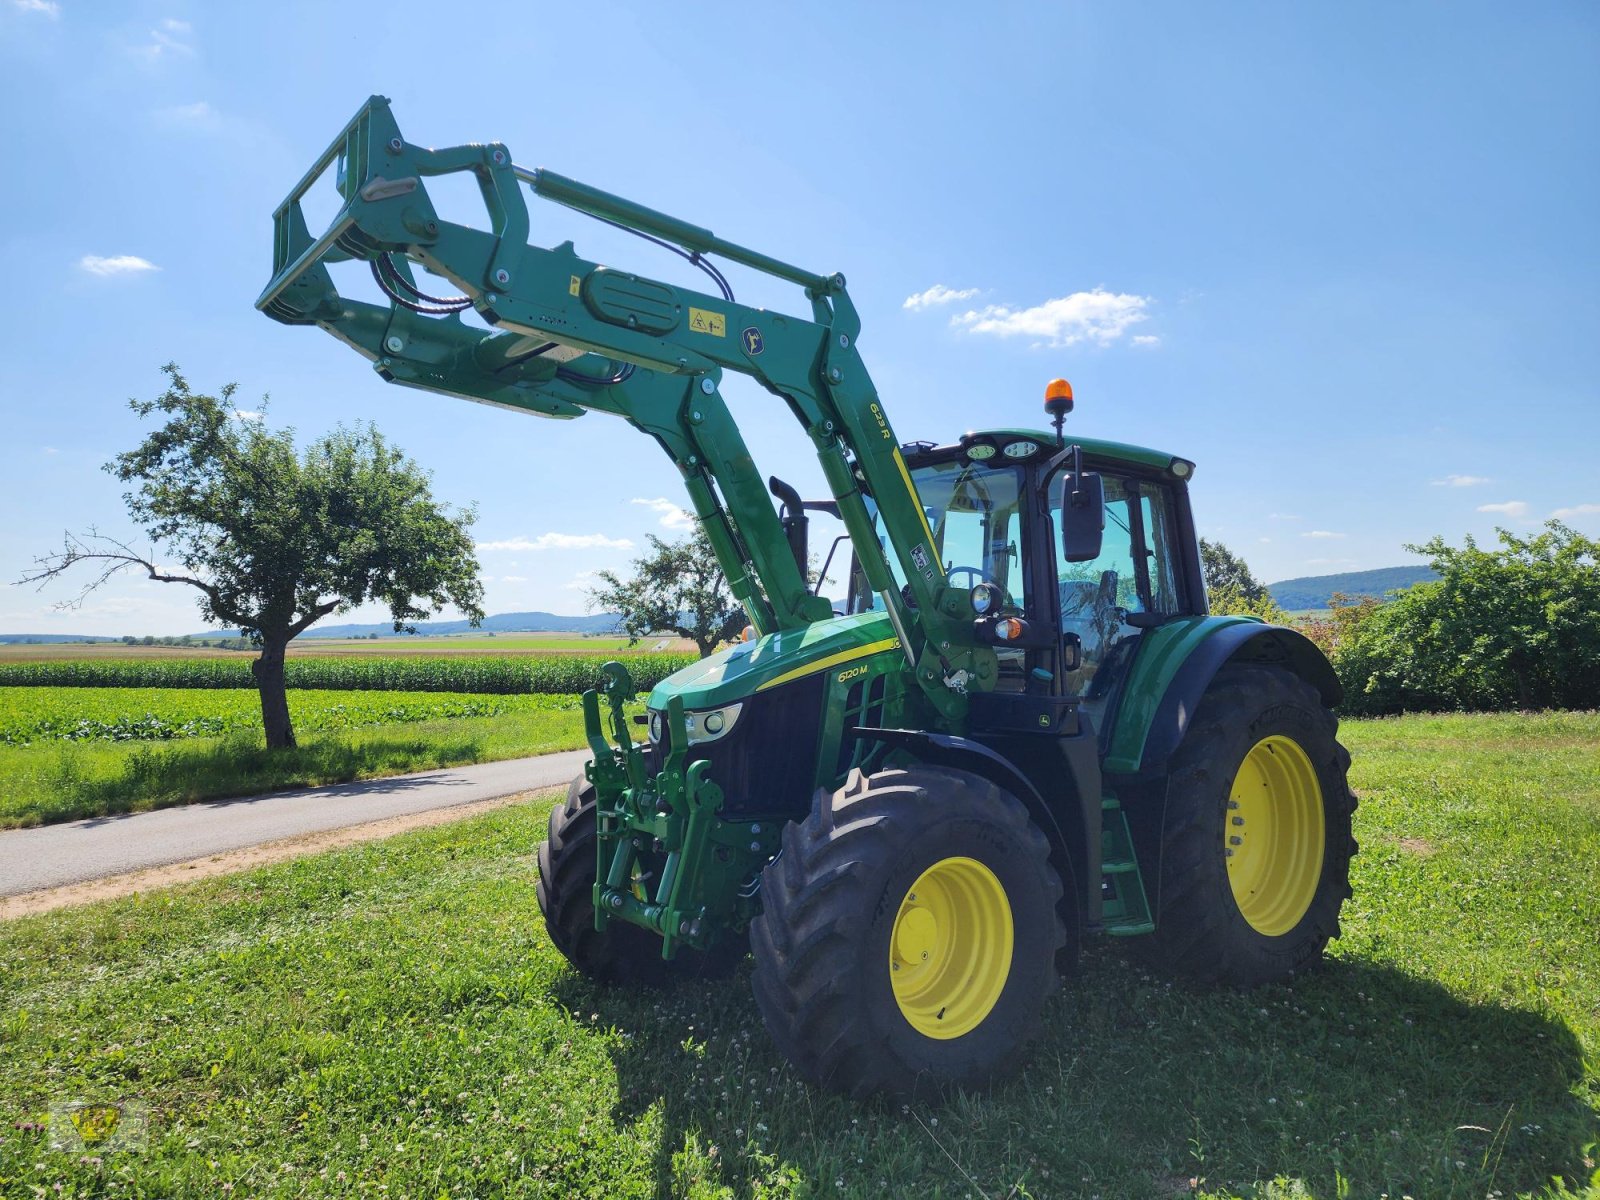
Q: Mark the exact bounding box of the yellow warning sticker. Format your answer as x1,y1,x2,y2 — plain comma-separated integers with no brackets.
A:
569,275,581,297
688,307,726,337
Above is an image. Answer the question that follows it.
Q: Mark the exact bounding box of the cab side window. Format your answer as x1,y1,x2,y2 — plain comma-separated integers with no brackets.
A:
1052,473,1185,697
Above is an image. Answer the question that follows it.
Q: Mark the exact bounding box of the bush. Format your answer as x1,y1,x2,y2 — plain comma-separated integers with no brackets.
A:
1335,522,1600,716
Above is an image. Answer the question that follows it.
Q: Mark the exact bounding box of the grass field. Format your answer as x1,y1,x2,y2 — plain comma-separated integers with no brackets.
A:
0,633,694,661
1,711,1596,1198
0,689,601,828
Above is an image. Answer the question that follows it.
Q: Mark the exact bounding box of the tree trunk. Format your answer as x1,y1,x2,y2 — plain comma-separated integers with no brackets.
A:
252,637,296,749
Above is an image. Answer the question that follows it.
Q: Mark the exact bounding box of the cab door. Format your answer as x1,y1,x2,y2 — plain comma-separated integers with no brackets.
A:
1049,468,1192,718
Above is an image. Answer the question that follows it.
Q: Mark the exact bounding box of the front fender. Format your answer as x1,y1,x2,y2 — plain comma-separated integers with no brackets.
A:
1102,617,1341,776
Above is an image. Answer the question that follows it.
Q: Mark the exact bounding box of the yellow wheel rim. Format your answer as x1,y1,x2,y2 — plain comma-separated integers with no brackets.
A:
888,856,1013,1039
1226,735,1326,936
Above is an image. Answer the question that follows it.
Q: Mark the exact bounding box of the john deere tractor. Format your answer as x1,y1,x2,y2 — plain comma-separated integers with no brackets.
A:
259,98,1356,1098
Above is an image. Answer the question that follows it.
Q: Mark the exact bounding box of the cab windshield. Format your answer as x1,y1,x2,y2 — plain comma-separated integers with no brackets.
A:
853,459,1028,611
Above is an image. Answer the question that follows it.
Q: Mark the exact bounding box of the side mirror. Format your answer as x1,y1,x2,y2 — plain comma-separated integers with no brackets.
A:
1059,472,1105,563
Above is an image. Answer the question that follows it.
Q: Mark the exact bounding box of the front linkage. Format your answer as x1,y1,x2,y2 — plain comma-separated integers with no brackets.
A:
582,663,777,960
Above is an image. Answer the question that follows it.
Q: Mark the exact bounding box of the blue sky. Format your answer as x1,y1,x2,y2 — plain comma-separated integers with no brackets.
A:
2,1,1595,635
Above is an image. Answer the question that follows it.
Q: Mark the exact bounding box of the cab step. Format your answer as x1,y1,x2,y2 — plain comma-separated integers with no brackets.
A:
1099,795,1154,936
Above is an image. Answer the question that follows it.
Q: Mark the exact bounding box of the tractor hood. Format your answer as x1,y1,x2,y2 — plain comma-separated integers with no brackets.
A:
648,611,900,710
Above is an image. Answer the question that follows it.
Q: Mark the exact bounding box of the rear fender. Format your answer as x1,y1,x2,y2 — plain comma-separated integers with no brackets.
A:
1103,618,1341,777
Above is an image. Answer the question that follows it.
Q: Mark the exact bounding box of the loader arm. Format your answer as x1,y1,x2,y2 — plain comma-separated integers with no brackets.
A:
257,96,987,721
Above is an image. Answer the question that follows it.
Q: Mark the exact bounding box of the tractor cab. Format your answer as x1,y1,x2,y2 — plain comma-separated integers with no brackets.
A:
849,423,1206,735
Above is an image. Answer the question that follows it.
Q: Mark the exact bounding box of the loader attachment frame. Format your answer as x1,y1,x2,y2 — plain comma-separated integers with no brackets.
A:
257,95,992,724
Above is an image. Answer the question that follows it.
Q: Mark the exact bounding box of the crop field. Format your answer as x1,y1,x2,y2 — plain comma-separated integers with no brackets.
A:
1,711,1596,1198
0,686,585,747
0,687,614,828
0,651,697,694
0,633,694,661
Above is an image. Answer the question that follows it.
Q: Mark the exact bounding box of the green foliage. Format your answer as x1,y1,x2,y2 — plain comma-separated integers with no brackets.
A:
589,529,743,658
2,713,1596,1196
1336,522,1600,715
0,652,696,695
1208,581,1291,623
1201,537,1271,605
100,364,486,642
23,365,486,747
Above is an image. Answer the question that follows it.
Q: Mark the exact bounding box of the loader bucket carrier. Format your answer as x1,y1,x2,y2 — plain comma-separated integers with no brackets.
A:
260,97,1357,1099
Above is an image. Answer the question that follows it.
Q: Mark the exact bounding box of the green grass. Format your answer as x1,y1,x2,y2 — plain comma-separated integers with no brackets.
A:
1,712,1597,1198
0,692,598,828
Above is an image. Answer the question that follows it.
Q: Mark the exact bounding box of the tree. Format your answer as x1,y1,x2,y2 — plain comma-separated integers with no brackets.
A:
588,527,743,658
1200,537,1271,605
21,365,484,747
1200,538,1286,621
1335,522,1600,716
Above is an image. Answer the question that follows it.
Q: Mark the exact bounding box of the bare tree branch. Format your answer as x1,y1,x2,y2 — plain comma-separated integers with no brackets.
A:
16,529,252,628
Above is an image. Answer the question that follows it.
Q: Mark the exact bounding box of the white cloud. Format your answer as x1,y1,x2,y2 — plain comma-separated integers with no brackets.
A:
1301,530,1347,539
630,497,695,530
233,409,262,422
476,533,633,552
43,446,59,455
1551,504,1600,519
131,19,194,61
951,288,1151,348
1130,334,1161,348
903,284,980,311
1269,512,1301,521
1477,501,1529,517
155,100,220,129
12,0,60,17
500,575,527,584
1258,537,1271,543
79,254,159,277
1431,474,1491,488
563,570,599,591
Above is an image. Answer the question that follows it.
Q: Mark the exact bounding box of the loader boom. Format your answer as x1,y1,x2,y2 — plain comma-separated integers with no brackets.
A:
257,96,990,721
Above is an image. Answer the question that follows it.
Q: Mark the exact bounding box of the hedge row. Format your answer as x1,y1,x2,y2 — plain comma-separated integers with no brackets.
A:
0,653,698,696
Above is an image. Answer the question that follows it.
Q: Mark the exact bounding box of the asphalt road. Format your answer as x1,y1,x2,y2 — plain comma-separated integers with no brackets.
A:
0,750,589,897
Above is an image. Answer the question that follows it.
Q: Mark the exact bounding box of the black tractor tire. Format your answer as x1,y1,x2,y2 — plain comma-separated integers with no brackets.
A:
1138,664,1357,988
749,764,1066,1099
536,775,746,986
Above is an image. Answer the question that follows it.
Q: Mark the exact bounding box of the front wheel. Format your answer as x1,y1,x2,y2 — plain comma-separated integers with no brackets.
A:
749,765,1066,1099
1138,664,1357,987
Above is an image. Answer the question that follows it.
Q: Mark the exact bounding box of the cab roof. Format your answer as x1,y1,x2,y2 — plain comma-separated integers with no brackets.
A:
925,429,1188,475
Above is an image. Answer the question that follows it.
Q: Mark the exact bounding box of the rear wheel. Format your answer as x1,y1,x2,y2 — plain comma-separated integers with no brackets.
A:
749,765,1066,1098
1139,665,1356,987
536,775,745,985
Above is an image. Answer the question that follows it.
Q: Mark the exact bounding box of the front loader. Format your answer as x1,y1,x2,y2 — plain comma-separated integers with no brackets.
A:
258,97,1357,1098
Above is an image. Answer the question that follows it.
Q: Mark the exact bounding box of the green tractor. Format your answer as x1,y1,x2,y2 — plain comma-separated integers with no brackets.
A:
260,98,1357,1098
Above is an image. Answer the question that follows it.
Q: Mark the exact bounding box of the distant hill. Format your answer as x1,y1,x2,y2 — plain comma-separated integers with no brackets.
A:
1268,566,1438,611
293,611,623,639
0,634,121,645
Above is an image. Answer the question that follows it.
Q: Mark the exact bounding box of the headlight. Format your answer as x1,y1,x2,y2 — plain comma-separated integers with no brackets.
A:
685,702,743,745
648,702,744,746
970,582,1000,616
